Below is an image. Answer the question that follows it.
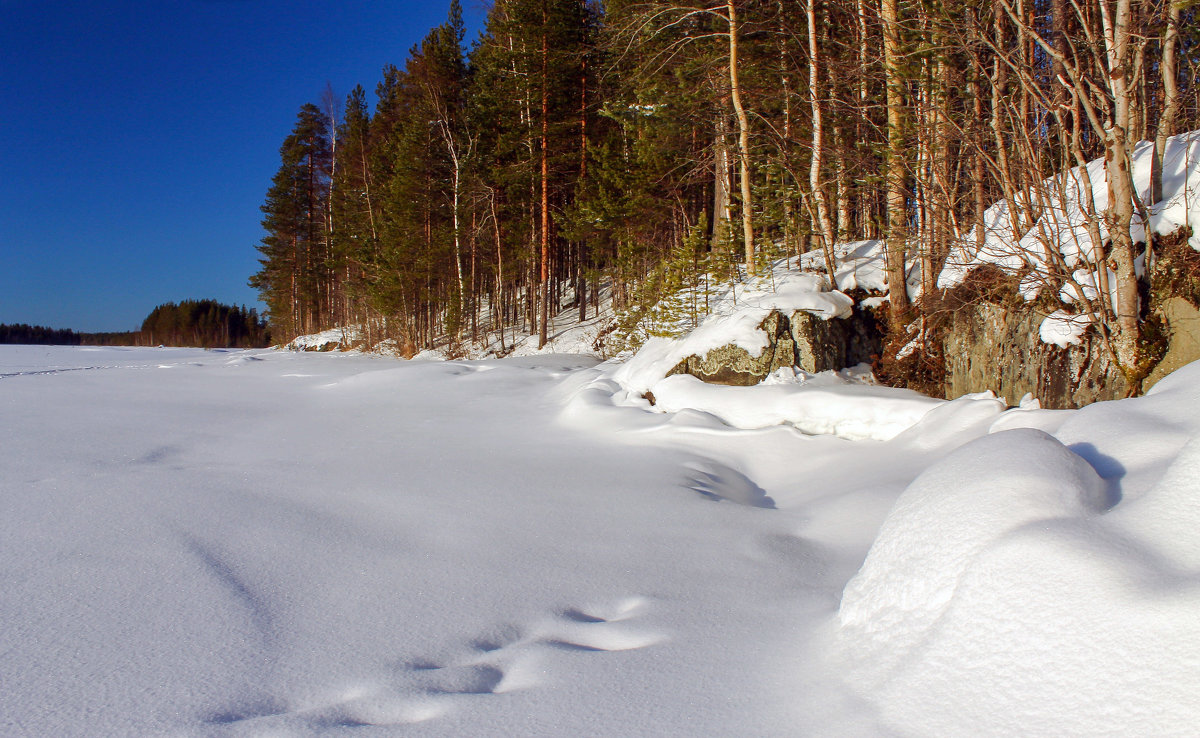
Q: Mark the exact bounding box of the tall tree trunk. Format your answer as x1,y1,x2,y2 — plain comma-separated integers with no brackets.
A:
447,130,466,340
807,0,838,283
881,0,910,318
578,54,589,323
538,1,551,349
991,3,1024,239
1099,0,1141,382
713,98,732,246
1151,1,1180,205
727,0,756,277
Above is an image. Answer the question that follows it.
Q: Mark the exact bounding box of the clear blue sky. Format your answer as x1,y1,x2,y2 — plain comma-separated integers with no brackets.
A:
1,0,486,333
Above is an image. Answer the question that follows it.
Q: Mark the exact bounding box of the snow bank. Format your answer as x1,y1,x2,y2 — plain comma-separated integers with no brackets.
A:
834,362,1200,736
647,373,940,441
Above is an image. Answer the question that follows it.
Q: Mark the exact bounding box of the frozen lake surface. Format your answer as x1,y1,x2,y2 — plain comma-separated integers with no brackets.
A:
3,345,1199,736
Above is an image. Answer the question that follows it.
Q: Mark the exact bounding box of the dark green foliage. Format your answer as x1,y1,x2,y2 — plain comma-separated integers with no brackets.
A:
140,300,270,348
250,103,333,339
0,324,83,345
0,322,139,346
1,301,267,348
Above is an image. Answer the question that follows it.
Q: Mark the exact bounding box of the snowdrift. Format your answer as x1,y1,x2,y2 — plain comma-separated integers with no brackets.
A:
834,363,1200,736
18,132,1200,737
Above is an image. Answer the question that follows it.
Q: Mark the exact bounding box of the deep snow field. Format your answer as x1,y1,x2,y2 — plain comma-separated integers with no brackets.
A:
3,343,1200,736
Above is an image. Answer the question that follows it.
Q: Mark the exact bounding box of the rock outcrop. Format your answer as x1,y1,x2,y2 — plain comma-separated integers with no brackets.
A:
941,303,1130,408
659,276,1200,408
1147,297,1200,389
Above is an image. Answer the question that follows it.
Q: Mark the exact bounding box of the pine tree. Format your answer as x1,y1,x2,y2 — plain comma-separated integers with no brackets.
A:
469,0,591,348
251,103,332,339
329,84,379,335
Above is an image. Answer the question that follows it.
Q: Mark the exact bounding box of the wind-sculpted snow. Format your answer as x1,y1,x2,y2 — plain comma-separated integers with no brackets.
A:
4,345,1200,735
646,374,943,440
833,365,1200,737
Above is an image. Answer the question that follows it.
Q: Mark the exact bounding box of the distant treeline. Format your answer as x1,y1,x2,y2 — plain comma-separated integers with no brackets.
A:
141,300,270,348
0,323,95,345
1,300,270,348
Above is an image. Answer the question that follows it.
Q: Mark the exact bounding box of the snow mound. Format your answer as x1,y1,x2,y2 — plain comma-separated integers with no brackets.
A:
647,373,940,441
839,429,1109,656
835,402,1200,735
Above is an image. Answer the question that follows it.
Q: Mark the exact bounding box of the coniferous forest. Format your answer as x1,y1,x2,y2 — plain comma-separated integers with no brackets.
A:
0,301,269,348
138,300,270,348
251,0,1199,383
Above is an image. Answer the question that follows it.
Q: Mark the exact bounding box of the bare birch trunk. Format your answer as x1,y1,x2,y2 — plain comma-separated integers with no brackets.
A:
538,6,551,349
1151,2,1180,204
1099,0,1141,380
807,0,838,283
727,0,756,277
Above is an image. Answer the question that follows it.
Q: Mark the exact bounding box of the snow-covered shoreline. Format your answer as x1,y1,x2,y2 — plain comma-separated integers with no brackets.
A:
3,344,1199,735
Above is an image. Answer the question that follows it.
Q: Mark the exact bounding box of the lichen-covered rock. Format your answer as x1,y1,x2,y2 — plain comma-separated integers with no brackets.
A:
666,308,877,386
790,310,848,372
1146,297,1200,390
667,311,796,386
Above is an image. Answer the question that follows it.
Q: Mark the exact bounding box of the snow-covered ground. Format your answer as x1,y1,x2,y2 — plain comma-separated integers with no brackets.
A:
4,343,1200,736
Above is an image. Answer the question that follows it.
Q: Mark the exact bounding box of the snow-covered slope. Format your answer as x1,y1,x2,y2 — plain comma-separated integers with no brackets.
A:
940,131,1200,293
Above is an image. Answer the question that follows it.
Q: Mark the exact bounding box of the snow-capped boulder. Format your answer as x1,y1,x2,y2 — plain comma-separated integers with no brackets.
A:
665,309,796,386
665,307,882,386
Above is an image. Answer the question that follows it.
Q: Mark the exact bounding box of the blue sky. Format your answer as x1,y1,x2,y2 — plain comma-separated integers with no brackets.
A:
0,0,486,332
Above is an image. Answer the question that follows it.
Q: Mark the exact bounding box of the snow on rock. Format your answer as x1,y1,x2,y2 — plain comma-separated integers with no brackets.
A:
612,271,852,393
1038,309,1092,347
285,326,363,352
936,131,1194,351
598,265,955,441
940,130,1200,293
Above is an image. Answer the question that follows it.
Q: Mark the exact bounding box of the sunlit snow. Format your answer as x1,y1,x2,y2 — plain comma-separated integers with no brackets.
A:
4,342,1200,736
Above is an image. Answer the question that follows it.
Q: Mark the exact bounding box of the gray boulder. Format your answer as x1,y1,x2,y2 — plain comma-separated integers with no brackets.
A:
667,308,879,386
